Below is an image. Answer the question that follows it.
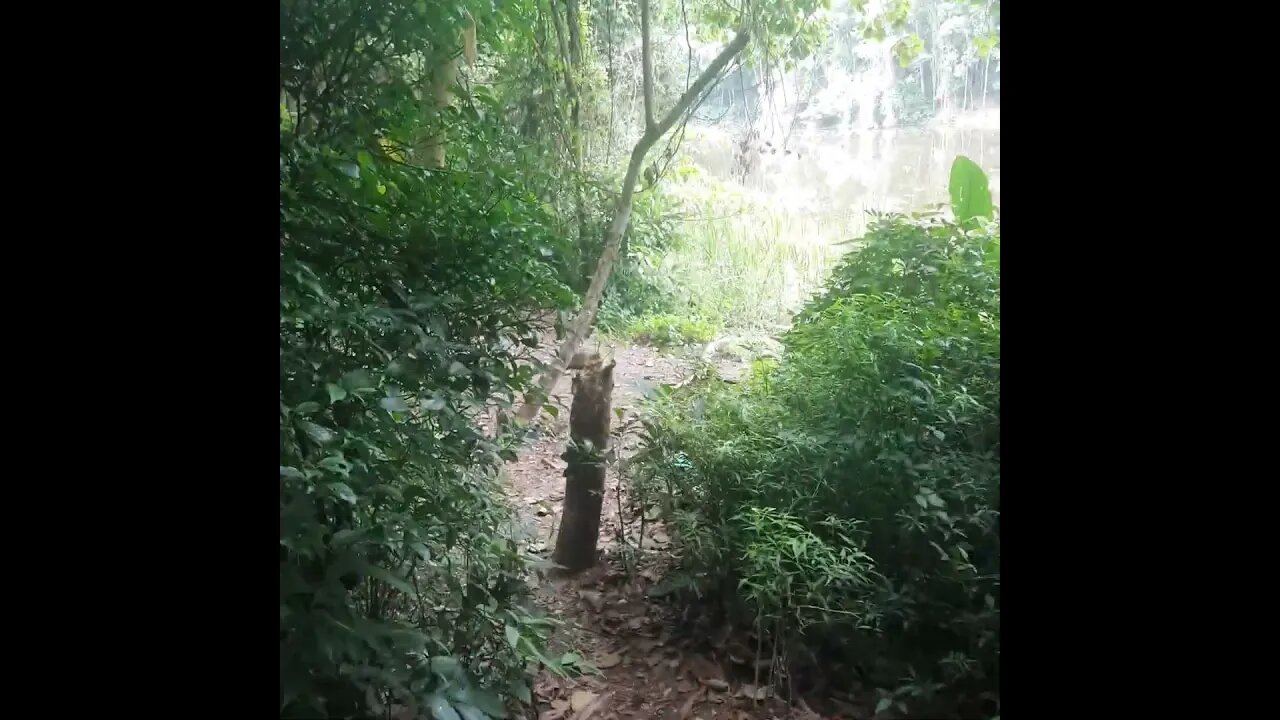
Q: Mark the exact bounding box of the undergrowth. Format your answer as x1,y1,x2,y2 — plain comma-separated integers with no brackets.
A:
280,1,582,716
630,159,1000,718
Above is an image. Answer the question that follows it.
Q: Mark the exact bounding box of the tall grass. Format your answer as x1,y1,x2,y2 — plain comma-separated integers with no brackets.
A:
670,205,859,329
604,163,911,340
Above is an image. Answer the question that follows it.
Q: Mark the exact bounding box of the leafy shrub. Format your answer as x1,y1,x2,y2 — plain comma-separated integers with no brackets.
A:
596,184,690,332
625,313,719,347
280,1,578,716
631,160,999,716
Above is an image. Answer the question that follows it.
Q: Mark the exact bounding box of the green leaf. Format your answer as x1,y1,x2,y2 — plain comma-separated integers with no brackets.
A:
427,693,461,720
294,401,321,415
927,493,945,507
363,562,416,597
876,696,893,714
454,704,488,720
558,652,581,666
430,655,465,682
326,383,348,403
449,361,470,377
512,682,532,705
504,624,520,649
542,404,559,418
327,482,358,504
279,466,304,480
948,155,993,224
914,494,928,509
422,396,447,411
381,395,409,412
340,369,377,393
299,421,337,445
467,687,507,718
318,454,351,476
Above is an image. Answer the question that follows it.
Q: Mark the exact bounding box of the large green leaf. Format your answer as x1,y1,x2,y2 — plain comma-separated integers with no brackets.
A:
948,155,994,224
427,693,462,720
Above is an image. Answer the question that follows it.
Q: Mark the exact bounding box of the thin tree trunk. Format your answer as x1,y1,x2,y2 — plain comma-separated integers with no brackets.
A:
982,55,990,108
515,5,750,422
550,0,590,285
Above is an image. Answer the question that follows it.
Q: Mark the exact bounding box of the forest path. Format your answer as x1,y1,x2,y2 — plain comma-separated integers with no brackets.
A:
499,336,821,720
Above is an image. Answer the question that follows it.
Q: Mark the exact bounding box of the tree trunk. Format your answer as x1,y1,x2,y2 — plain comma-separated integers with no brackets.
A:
419,14,477,168
514,9,750,422
552,358,616,570
982,55,990,108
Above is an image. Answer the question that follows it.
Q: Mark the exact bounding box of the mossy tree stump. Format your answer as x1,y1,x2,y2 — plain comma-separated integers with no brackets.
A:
552,355,615,571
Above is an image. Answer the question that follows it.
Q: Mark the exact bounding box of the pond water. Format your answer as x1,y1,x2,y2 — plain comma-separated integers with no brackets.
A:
683,122,1000,219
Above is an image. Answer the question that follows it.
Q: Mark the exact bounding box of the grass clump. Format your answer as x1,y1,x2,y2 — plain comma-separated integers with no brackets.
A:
625,313,719,347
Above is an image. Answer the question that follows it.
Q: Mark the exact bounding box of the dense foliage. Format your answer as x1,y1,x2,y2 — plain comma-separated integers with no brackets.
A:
630,165,999,716
280,0,999,713
280,0,583,716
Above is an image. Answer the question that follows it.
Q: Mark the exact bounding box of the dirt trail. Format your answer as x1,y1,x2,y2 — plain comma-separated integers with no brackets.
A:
500,340,821,720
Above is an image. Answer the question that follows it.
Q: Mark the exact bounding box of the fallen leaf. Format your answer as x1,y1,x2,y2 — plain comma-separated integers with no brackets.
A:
631,638,658,653
677,678,697,693
579,590,605,613
700,677,729,692
687,655,723,683
627,617,647,630
596,651,623,669
678,688,706,719
550,699,570,711
571,691,598,712
576,691,613,720
534,677,562,701
736,684,773,701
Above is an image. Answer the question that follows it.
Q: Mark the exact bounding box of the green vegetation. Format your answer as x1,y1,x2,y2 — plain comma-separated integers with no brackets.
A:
630,158,999,717
280,0,1000,714
600,167,854,341
626,313,719,347
280,0,583,715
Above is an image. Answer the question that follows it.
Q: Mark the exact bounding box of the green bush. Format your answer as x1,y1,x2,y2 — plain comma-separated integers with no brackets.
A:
280,1,577,716
625,313,719,347
631,189,999,715
596,184,690,333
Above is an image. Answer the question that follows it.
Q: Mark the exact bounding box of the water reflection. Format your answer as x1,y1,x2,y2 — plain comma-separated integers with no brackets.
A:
685,124,1000,217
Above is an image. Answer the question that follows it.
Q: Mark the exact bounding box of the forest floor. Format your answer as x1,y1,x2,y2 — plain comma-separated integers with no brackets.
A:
499,335,830,720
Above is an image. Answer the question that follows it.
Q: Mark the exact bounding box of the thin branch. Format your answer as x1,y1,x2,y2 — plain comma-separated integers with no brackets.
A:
648,27,750,143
